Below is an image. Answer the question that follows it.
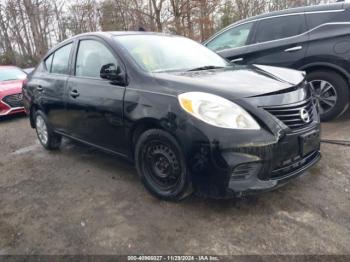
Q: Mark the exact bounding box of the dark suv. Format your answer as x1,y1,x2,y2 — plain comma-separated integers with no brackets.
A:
204,3,350,121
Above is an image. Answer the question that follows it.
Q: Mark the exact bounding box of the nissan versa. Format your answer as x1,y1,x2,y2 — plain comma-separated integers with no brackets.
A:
23,32,321,200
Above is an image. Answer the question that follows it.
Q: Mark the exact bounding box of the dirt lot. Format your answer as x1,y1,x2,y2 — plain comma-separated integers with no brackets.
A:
0,112,349,255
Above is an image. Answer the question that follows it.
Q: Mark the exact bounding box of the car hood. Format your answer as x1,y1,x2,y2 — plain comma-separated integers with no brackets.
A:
153,65,305,99
0,80,24,93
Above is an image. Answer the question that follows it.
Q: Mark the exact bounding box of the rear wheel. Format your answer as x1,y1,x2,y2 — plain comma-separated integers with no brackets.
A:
34,110,61,150
307,70,349,121
135,129,192,201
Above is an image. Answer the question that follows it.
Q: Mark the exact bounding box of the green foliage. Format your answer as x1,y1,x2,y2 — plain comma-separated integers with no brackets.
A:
0,53,14,65
220,0,235,28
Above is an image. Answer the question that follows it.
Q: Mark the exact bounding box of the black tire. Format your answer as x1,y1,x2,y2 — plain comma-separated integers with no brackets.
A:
307,70,350,121
134,129,192,201
34,110,62,150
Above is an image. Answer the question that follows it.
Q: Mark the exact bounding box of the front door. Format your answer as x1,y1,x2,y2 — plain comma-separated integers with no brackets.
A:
65,38,126,154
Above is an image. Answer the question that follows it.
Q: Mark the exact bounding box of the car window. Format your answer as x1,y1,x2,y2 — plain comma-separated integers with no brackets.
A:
116,35,229,73
0,67,27,81
44,54,54,72
206,22,253,51
51,43,73,74
254,15,306,43
75,40,118,78
306,11,347,29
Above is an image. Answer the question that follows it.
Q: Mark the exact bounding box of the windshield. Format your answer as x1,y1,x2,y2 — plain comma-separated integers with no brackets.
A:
115,35,230,73
0,67,27,81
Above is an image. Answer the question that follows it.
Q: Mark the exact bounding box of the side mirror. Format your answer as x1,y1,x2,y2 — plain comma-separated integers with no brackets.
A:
100,63,126,85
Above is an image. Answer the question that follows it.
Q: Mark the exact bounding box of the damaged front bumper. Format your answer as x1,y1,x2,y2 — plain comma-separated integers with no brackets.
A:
187,95,321,198
191,123,321,199
228,150,321,197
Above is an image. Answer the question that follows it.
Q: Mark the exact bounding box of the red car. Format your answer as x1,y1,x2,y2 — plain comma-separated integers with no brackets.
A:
0,66,27,116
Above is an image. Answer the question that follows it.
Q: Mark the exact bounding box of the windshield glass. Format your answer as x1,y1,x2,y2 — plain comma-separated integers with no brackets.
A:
0,67,27,81
115,35,230,73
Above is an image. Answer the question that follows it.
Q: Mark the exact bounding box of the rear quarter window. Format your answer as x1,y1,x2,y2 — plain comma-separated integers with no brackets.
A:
306,10,349,30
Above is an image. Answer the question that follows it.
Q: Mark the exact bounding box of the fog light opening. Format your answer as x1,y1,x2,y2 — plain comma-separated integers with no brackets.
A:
230,162,262,181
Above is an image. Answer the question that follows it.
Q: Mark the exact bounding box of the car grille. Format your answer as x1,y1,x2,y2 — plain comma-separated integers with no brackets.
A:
271,150,320,179
2,93,23,108
263,98,315,130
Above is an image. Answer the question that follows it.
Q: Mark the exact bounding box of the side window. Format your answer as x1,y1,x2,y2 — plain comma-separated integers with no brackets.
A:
254,15,306,43
51,43,73,74
75,40,118,78
306,11,346,30
206,22,253,52
44,54,53,72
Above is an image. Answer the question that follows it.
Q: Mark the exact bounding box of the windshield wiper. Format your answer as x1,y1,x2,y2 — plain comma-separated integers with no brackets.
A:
187,65,226,72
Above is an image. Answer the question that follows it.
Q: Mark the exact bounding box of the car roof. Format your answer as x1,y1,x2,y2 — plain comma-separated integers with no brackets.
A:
53,31,175,45
42,31,182,62
48,31,180,56
0,65,19,69
239,3,347,24
68,31,174,40
110,31,173,37
203,2,349,44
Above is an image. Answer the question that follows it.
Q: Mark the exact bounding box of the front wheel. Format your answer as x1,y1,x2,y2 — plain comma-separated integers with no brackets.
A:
34,110,62,150
307,70,350,121
135,129,192,201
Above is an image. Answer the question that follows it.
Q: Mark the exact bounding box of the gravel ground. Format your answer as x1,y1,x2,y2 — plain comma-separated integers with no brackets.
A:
0,112,349,255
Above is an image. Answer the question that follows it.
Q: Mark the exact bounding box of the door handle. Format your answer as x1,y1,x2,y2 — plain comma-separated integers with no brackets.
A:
284,46,302,52
230,58,244,63
70,90,80,98
36,85,43,92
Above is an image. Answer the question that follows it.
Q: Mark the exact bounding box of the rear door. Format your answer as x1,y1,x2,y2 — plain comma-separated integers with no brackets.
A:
64,37,126,154
245,14,309,68
28,42,74,132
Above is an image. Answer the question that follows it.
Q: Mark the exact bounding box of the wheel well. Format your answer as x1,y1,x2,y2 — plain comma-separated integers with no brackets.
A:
304,65,350,85
131,120,163,151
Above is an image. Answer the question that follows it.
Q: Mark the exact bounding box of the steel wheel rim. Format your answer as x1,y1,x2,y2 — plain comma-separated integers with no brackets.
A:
309,80,338,115
142,140,182,191
36,115,48,145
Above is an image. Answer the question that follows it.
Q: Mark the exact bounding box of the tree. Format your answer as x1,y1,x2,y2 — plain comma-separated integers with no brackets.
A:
0,3,16,64
151,0,166,31
220,0,235,28
0,0,336,67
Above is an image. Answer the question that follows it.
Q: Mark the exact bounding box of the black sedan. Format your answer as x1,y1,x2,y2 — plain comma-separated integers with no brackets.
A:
22,32,321,200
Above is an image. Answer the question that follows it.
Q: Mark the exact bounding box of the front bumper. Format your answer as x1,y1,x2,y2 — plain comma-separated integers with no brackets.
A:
0,94,25,116
185,102,321,199
227,150,321,196
191,123,321,199
179,85,322,198
0,101,25,116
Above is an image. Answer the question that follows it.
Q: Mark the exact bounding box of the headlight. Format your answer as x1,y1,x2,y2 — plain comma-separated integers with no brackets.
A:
178,92,260,130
